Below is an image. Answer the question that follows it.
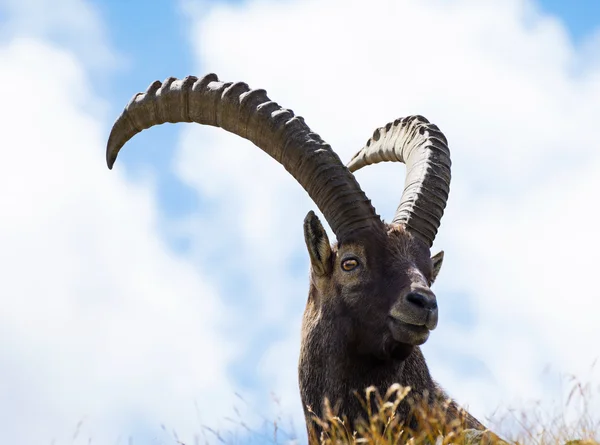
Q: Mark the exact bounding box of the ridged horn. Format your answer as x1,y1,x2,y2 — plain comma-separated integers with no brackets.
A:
346,116,451,247
107,74,384,240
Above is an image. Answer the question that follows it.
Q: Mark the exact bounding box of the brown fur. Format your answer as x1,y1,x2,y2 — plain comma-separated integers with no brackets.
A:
299,213,488,440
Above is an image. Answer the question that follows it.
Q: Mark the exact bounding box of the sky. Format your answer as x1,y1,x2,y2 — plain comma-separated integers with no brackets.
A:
0,0,599,444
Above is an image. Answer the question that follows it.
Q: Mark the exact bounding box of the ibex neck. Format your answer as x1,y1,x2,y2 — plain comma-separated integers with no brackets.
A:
299,302,435,432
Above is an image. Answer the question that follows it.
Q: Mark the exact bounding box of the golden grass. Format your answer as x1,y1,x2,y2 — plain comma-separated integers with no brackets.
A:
302,379,599,445
124,376,598,445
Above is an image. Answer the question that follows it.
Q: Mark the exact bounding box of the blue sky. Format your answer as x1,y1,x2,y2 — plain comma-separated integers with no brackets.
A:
1,0,600,444
537,0,600,41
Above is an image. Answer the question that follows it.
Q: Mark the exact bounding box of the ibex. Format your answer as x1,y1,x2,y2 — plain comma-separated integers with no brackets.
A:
106,74,501,442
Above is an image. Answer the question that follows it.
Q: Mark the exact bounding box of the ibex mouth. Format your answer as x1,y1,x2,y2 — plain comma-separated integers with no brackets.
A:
387,316,431,345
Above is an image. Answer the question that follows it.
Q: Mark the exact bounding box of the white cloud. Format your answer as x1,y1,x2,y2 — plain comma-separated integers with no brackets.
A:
0,0,117,70
177,0,600,437
0,10,243,445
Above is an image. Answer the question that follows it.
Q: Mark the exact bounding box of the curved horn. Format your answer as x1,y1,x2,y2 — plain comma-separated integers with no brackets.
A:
107,74,383,240
346,116,451,247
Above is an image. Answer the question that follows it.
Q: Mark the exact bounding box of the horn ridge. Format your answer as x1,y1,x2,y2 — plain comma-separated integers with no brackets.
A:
106,74,384,240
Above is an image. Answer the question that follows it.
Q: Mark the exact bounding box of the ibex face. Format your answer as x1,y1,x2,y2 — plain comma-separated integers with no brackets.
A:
304,211,444,360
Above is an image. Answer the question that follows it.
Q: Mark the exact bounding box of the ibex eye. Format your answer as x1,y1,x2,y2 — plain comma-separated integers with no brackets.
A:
341,258,359,271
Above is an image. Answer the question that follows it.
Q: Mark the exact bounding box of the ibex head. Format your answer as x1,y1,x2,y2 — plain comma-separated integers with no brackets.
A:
299,115,449,361
106,72,450,368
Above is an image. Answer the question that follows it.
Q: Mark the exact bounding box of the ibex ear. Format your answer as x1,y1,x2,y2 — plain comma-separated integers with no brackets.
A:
430,250,444,284
303,211,333,276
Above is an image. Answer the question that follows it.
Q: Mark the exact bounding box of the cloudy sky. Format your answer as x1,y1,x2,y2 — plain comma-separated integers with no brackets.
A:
1,0,599,443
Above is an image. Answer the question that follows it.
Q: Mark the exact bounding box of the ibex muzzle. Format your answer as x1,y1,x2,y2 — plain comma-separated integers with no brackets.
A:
390,282,439,345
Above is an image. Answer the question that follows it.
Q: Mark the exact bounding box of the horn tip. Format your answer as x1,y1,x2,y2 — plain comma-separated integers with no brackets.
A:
106,142,118,169
106,154,115,170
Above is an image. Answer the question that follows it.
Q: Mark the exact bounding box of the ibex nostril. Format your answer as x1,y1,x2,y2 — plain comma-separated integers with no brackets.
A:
406,292,438,311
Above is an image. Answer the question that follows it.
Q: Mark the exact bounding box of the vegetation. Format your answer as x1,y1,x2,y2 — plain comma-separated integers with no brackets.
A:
187,377,599,445
305,381,599,445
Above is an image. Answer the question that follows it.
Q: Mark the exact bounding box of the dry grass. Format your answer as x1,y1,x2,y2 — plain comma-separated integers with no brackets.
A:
305,384,502,445
84,377,598,445
300,379,599,445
